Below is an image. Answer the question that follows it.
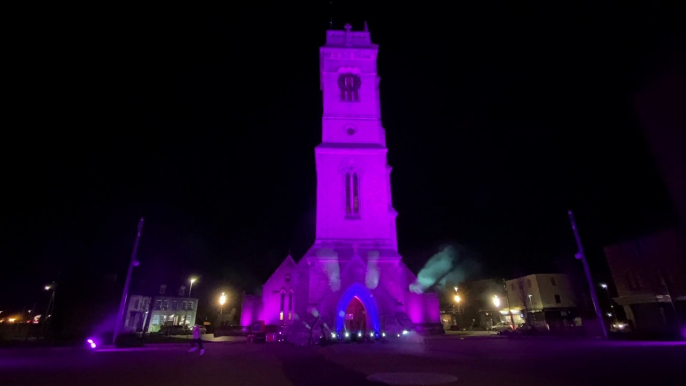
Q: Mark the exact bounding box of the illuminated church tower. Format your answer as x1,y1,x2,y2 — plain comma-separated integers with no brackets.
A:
241,24,440,340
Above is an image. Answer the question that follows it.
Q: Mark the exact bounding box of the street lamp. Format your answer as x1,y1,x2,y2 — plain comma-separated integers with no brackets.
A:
599,283,615,324
185,278,197,327
219,292,227,314
493,295,501,308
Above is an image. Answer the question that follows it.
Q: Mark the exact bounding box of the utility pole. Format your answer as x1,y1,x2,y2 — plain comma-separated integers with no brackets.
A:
113,217,145,345
568,210,607,339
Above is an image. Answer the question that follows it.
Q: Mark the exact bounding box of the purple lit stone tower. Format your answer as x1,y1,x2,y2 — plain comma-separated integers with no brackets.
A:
240,24,439,340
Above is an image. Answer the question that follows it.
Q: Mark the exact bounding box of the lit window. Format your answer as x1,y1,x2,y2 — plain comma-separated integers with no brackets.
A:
280,292,285,321
338,73,361,102
288,291,293,320
345,172,360,216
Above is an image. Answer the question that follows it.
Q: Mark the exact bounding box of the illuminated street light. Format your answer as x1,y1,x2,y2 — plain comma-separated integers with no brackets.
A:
493,295,501,308
45,285,51,291
183,277,198,337
219,292,227,314
600,283,608,289
454,294,461,303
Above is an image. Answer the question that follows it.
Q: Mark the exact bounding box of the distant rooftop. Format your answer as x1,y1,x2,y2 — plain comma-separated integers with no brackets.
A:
325,22,375,47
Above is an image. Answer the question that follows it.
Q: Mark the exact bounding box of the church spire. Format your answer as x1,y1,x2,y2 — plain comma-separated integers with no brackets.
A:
363,20,369,32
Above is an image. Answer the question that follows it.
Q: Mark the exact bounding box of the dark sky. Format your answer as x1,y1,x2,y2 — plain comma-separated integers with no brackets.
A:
2,2,683,312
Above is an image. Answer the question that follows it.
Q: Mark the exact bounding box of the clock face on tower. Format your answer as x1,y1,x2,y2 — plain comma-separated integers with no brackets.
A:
338,73,361,102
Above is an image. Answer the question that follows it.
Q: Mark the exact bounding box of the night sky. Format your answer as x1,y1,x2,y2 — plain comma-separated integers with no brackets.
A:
2,2,683,314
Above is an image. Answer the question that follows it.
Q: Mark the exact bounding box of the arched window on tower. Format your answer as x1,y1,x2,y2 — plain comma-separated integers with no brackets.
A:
338,73,361,102
279,291,285,321
345,171,360,217
288,290,293,320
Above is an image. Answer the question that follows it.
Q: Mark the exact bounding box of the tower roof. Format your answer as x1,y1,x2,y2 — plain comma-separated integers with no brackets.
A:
325,23,374,47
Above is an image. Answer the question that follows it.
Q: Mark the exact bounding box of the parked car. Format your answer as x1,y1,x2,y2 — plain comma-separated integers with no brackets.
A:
491,323,513,333
158,324,189,336
158,323,205,336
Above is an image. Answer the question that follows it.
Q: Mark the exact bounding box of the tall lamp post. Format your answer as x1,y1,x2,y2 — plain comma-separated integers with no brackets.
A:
219,292,226,314
40,283,56,339
568,209,607,339
600,283,616,324
184,278,196,326
113,217,144,345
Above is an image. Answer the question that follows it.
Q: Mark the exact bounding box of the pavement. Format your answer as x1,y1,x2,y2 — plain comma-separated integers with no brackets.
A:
1,335,685,385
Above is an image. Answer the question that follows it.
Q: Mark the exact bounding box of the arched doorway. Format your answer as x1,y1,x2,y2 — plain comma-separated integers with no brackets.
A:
344,296,367,333
335,283,381,334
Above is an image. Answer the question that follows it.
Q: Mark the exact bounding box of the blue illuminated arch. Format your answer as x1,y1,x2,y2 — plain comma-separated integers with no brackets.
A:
335,282,381,333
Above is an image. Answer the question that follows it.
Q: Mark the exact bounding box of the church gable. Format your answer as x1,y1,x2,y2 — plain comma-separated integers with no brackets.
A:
264,255,297,290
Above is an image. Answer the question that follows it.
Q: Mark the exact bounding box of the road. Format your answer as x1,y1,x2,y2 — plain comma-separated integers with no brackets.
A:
2,336,685,385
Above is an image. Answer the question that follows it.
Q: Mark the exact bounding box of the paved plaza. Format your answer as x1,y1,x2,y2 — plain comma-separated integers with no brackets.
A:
2,336,685,385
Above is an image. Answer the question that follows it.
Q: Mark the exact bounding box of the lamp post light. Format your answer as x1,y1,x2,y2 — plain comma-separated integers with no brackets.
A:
184,278,197,327
493,295,501,308
40,283,56,339
219,292,227,314
599,283,616,324
184,278,197,338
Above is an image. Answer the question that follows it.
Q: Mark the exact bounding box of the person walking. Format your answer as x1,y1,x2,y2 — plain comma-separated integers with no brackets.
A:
188,323,205,356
